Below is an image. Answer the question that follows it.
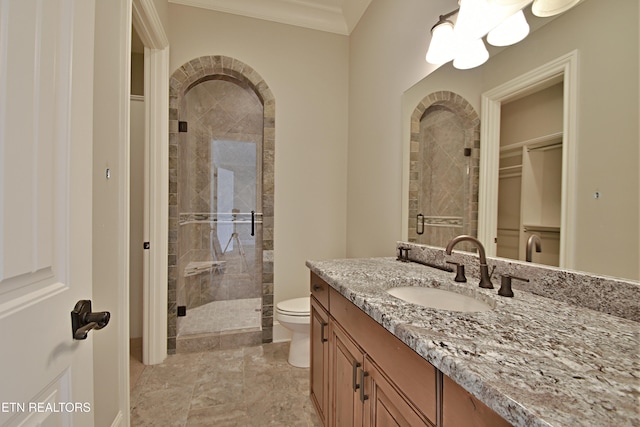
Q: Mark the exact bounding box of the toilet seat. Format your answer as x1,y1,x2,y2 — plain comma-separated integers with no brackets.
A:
276,297,310,316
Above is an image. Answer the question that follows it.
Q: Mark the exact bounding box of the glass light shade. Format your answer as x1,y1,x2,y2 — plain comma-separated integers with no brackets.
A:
426,21,456,65
486,0,532,6
487,10,530,46
455,0,529,41
532,0,582,17
455,0,492,41
453,39,489,70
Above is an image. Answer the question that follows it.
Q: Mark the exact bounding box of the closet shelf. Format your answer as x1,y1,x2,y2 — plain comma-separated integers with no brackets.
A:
523,224,560,233
500,131,563,153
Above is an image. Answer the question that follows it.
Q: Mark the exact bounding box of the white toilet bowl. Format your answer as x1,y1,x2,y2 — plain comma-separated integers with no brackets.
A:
276,297,310,368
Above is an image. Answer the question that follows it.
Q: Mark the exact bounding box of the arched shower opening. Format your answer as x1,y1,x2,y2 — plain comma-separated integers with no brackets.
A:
408,91,480,251
168,56,275,353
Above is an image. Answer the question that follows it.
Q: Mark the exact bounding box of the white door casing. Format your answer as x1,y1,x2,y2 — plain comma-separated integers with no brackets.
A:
132,0,169,366
0,0,97,425
478,50,578,268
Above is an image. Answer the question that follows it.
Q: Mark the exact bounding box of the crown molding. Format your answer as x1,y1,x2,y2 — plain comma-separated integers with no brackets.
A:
169,0,371,35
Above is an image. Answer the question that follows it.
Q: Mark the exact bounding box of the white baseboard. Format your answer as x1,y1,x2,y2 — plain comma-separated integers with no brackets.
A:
272,321,292,343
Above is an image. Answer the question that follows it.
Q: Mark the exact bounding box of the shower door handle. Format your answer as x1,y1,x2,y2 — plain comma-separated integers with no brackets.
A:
251,210,255,236
417,213,425,235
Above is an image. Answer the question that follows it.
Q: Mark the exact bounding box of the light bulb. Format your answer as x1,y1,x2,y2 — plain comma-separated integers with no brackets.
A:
487,10,530,46
453,39,489,70
426,21,456,64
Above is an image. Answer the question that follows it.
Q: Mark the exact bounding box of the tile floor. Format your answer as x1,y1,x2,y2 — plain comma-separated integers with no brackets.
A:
130,341,321,426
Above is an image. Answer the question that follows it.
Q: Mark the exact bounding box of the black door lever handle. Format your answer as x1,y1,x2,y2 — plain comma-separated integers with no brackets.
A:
71,300,110,340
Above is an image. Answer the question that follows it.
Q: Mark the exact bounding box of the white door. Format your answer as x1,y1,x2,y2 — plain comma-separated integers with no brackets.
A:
0,0,97,425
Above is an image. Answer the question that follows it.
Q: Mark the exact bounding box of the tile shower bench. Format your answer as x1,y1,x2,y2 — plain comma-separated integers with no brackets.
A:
306,250,640,427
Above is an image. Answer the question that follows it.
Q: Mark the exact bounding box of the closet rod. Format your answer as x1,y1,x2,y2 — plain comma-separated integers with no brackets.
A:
527,142,562,152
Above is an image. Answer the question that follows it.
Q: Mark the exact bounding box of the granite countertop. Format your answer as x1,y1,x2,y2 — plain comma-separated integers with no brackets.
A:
306,257,640,427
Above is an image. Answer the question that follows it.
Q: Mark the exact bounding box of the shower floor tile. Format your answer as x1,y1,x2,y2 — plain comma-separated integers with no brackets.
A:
178,298,261,336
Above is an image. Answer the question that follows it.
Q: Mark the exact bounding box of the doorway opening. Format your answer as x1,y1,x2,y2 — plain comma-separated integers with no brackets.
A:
478,50,578,268
496,80,563,266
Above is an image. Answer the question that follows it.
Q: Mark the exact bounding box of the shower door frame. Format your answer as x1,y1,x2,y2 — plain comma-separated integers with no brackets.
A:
406,91,481,245
168,56,276,352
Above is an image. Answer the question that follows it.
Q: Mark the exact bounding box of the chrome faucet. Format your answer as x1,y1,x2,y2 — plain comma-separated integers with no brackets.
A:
445,235,494,289
526,234,542,262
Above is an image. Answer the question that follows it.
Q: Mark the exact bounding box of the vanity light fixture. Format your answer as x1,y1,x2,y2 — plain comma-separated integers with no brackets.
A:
486,10,530,46
489,0,582,16
530,0,582,17
425,9,458,65
452,38,490,70
426,0,582,69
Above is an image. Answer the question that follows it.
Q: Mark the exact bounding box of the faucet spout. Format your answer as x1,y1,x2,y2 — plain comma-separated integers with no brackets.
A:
526,234,542,262
445,235,494,289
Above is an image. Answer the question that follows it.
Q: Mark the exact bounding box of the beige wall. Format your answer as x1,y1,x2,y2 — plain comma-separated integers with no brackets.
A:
131,52,144,95
152,0,169,31
346,0,453,257
168,4,349,303
399,0,639,280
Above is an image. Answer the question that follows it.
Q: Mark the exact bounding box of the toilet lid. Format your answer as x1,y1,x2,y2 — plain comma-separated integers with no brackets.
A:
276,297,310,315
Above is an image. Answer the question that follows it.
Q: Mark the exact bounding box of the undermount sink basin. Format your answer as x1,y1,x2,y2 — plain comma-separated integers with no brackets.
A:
387,286,493,313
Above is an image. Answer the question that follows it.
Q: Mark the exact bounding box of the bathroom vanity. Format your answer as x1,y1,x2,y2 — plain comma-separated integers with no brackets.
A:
307,246,640,427
310,272,509,427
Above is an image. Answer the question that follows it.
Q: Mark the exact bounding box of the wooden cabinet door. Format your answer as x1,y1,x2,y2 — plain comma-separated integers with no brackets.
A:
311,296,330,425
364,357,434,427
330,321,366,427
442,375,512,427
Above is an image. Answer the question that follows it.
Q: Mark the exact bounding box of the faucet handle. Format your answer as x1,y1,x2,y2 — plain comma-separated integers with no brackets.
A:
397,247,411,262
498,274,530,297
446,261,467,282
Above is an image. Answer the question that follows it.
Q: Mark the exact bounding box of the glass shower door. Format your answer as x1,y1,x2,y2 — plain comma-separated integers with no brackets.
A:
176,77,264,341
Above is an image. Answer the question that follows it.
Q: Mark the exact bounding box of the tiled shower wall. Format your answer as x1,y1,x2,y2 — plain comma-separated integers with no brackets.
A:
168,56,276,353
409,91,480,250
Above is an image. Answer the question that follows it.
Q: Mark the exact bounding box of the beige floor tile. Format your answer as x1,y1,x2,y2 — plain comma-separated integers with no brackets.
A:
130,385,193,426
130,342,320,427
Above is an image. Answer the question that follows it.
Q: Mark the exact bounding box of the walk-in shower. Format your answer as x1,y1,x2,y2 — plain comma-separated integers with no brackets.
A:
408,91,480,249
168,56,276,353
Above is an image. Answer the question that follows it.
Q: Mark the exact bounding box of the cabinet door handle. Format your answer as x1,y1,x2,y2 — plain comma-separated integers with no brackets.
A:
312,284,322,292
352,361,362,391
320,322,328,343
359,370,369,402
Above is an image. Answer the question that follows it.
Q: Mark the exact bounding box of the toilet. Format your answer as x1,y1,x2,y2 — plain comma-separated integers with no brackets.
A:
276,297,311,368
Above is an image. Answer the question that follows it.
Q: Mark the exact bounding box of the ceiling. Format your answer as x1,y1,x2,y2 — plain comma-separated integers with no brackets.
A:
168,0,373,35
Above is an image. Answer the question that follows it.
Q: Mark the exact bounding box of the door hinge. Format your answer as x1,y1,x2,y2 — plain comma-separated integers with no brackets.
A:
178,121,188,132
143,242,150,250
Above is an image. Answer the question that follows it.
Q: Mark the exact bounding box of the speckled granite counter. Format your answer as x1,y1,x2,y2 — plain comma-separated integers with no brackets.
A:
306,257,640,427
